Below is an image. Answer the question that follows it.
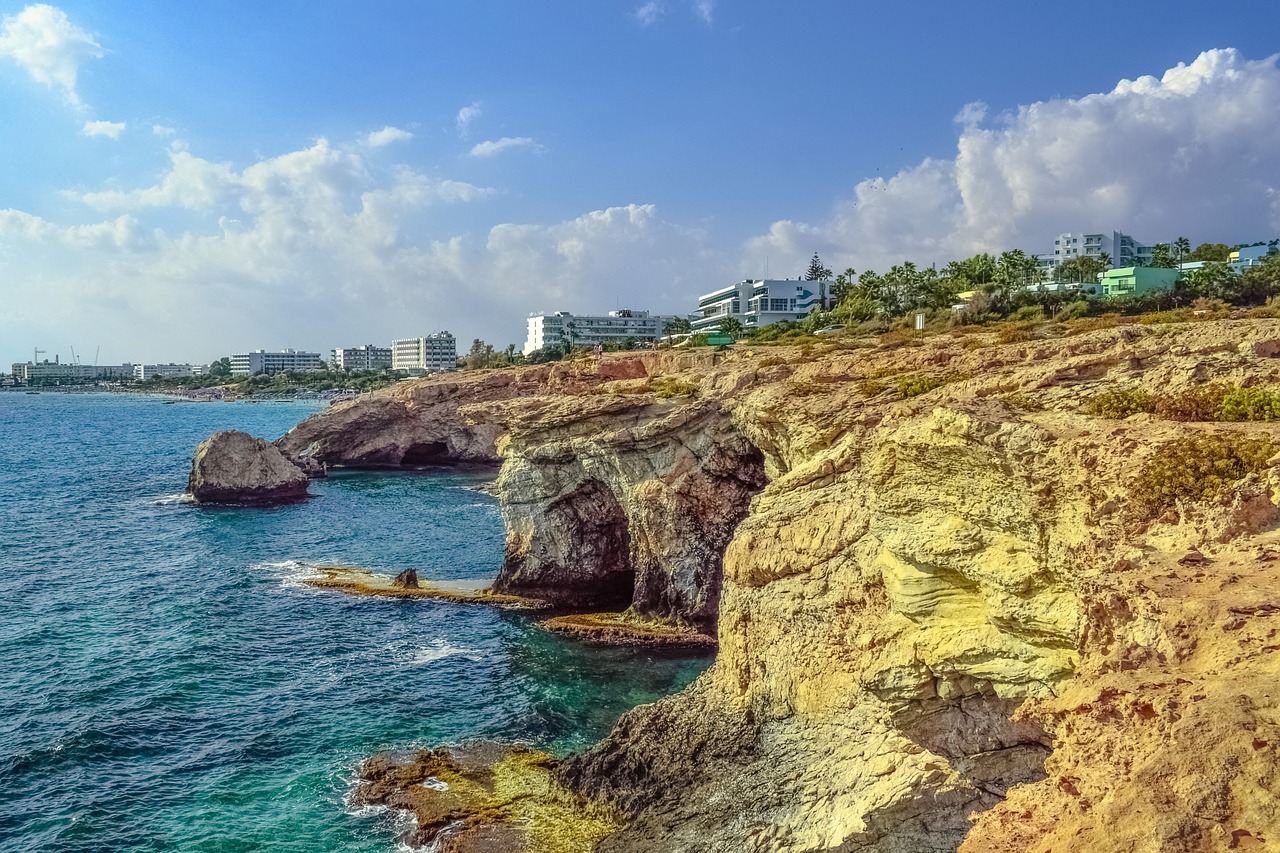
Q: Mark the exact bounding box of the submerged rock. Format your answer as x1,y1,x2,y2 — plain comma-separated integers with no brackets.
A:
186,430,310,505
350,743,618,853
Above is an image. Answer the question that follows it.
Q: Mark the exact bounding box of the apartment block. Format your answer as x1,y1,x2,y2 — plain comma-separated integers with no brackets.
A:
392,332,457,374
331,344,392,371
230,349,324,376
523,309,676,355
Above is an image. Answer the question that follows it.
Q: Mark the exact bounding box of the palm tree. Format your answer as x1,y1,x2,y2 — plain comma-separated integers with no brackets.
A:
1175,236,1191,266
1099,252,1112,269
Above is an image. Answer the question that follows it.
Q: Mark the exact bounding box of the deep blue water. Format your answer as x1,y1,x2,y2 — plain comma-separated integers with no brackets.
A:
0,392,709,852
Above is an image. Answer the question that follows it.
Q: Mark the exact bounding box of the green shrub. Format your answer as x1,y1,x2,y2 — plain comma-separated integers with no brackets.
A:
1153,384,1229,422
1002,392,1045,412
1215,387,1280,421
1083,388,1154,418
996,326,1034,344
1128,433,1277,521
790,380,829,396
1057,300,1089,321
1012,306,1045,322
651,377,699,398
856,378,887,397
896,375,949,399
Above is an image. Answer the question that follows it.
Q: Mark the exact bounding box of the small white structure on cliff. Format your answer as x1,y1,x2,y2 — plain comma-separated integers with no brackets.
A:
392,332,457,374
523,309,676,355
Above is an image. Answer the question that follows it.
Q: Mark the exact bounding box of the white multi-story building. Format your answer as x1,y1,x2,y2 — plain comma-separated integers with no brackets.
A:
392,333,457,374
11,359,134,383
331,344,392,371
692,280,831,333
523,309,677,355
1038,231,1155,270
134,363,203,381
230,349,324,376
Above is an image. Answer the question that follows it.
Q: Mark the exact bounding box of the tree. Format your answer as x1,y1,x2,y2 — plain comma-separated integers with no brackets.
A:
663,317,692,336
1174,236,1191,265
1235,255,1280,304
805,253,832,281
1099,252,1113,269
1150,243,1176,269
716,317,746,339
465,338,494,370
1056,256,1105,284
1190,242,1231,262
208,357,232,378
831,267,858,304
1180,262,1239,301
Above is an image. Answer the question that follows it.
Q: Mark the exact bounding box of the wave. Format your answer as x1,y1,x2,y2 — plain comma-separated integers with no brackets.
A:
250,559,325,589
408,641,482,666
149,493,195,506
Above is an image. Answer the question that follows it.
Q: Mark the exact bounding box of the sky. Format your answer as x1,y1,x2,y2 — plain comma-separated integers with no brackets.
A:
1,1,1279,366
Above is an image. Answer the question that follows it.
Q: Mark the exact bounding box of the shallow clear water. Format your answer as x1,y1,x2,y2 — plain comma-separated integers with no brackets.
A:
0,392,710,852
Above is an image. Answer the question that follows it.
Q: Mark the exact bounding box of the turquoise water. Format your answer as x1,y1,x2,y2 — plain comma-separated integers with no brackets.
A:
0,393,710,852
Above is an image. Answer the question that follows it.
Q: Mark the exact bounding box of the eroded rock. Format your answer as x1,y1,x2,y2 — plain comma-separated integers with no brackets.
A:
186,430,309,504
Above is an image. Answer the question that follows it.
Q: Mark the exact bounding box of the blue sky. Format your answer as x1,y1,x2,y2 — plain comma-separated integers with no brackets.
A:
2,1,1279,365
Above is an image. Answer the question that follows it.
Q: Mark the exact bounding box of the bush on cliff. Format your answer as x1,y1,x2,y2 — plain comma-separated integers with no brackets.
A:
1128,432,1277,521
1083,388,1154,418
1215,387,1280,421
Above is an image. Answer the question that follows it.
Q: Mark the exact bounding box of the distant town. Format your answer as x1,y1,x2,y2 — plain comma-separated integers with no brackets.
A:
6,228,1279,390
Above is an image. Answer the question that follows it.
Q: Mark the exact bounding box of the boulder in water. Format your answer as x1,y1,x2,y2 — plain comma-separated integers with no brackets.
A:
393,569,419,589
187,430,310,505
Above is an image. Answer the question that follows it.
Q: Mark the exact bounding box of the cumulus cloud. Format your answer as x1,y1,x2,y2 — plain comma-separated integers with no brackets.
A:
456,101,482,136
0,4,101,104
469,136,545,158
365,125,413,148
0,136,724,363
744,49,1280,277
81,119,125,139
633,2,665,27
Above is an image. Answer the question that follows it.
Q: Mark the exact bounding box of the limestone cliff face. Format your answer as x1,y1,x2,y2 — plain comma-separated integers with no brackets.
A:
562,320,1280,852
486,393,764,627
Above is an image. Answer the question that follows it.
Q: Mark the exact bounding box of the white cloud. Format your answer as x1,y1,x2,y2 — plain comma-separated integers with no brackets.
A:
152,124,176,137
744,49,1280,276
0,4,102,104
81,119,125,139
633,2,665,27
456,101,482,136
365,125,413,148
469,136,545,158
692,0,714,25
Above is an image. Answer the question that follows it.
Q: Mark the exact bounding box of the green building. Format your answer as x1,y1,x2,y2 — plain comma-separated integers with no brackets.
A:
1098,266,1180,298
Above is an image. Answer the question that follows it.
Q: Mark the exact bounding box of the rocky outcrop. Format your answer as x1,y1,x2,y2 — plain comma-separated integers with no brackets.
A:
273,355,685,469
190,319,1280,850
560,320,1280,852
485,393,765,628
186,430,310,504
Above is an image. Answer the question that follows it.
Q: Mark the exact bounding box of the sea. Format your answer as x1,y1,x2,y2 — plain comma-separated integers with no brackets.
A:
0,392,711,852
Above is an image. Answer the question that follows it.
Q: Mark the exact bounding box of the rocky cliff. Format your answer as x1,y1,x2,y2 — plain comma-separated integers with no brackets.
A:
190,319,1280,850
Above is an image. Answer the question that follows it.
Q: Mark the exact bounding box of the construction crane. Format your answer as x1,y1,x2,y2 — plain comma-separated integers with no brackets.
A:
33,347,45,364
71,346,79,365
